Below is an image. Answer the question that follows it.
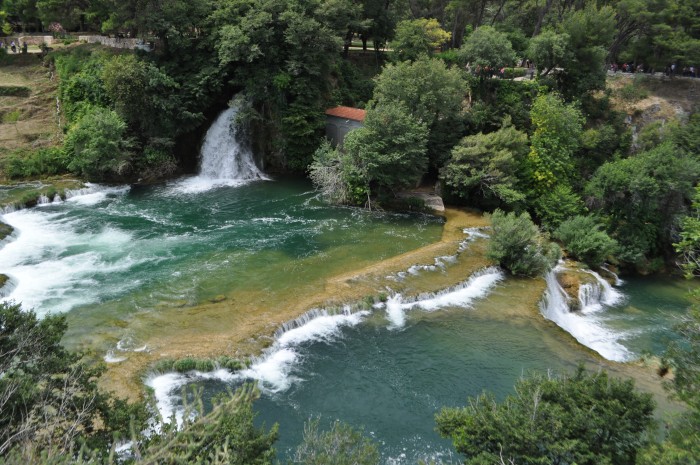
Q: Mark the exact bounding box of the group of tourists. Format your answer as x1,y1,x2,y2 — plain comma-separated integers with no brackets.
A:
610,62,699,78
0,40,28,54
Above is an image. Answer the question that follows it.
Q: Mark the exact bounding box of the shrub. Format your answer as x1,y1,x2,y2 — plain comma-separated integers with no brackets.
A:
437,367,655,465
64,106,132,181
0,86,30,97
554,215,618,268
487,209,560,277
1,147,69,179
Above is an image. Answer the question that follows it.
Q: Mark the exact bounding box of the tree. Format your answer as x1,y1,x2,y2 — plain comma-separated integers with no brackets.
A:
436,367,656,465
526,92,583,193
486,209,559,277
554,215,618,268
371,56,467,169
292,418,380,465
64,106,133,181
102,54,186,140
390,18,451,62
526,29,569,76
459,25,516,70
556,5,616,98
343,102,429,201
586,141,700,266
0,301,145,457
137,384,278,465
440,118,528,209
309,139,353,205
674,186,700,278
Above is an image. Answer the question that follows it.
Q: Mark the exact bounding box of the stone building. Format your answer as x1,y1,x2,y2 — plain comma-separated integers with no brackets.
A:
324,106,366,147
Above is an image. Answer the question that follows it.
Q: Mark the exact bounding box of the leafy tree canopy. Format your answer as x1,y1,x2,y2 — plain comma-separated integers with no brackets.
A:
391,18,451,62
459,25,516,69
437,367,656,465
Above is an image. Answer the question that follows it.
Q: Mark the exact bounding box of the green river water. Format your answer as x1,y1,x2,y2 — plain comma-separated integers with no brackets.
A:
0,178,694,464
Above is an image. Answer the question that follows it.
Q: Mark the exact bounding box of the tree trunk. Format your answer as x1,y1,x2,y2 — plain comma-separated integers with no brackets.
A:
533,0,554,36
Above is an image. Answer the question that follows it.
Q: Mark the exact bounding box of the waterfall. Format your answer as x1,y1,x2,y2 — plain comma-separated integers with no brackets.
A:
199,106,267,181
540,265,630,361
168,105,269,194
384,267,504,329
579,269,624,311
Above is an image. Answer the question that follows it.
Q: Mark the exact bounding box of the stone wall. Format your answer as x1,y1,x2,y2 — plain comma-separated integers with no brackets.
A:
78,35,152,51
2,35,54,46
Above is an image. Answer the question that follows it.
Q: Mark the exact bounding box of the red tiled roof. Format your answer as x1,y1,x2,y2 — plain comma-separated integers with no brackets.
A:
324,106,366,122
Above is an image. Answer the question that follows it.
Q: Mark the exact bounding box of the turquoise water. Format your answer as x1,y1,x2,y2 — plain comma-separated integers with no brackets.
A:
0,178,443,349
173,270,693,464
1,177,694,464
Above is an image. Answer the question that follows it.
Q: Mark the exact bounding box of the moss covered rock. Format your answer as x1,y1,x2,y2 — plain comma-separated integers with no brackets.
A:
556,267,597,312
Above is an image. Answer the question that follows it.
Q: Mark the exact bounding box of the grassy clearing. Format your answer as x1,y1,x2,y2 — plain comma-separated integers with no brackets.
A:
0,54,60,161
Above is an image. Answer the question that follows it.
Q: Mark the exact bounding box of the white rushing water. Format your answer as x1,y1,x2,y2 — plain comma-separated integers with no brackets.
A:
146,267,504,425
540,264,631,361
0,185,142,316
171,105,269,193
384,267,504,329
146,307,369,424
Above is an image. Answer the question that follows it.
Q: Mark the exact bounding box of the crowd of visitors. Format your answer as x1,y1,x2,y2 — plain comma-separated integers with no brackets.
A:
610,62,699,77
0,39,28,54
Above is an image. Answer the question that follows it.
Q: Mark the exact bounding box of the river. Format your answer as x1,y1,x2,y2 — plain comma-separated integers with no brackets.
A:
0,107,694,464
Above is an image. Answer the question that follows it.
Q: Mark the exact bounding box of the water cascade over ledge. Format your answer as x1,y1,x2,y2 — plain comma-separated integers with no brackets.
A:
172,105,269,193
540,263,631,361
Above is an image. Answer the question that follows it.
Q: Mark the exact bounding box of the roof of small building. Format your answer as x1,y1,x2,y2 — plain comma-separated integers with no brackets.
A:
324,106,366,122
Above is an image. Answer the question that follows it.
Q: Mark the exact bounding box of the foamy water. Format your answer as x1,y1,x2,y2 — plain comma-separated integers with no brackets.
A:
540,265,631,361
146,307,369,425
0,186,142,315
384,267,504,329
166,106,269,195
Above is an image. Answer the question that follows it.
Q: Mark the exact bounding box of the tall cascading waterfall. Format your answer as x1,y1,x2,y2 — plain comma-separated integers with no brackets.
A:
540,264,630,361
199,105,268,181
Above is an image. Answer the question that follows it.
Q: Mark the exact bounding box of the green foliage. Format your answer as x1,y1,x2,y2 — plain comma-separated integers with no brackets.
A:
291,418,380,465
64,106,132,181
440,119,527,209
309,139,353,205
1,147,69,178
587,141,700,265
391,18,451,62
137,384,278,465
674,186,700,278
486,209,560,277
527,30,569,75
459,26,516,69
55,50,110,124
554,215,618,267
0,86,30,97
371,56,466,169
0,301,147,457
151,356,244,374
555,5,616,98
343,102,429,199
436,367,656,465
533,184,585,231
526,92,584,193
617,80,650,102
102,54,185,140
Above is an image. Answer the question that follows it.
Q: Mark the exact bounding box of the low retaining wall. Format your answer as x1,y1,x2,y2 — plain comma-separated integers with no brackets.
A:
78,35,152,51
3,36,54,46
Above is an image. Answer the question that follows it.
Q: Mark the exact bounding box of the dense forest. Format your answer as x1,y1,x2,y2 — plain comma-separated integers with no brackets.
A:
1,0,700,463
